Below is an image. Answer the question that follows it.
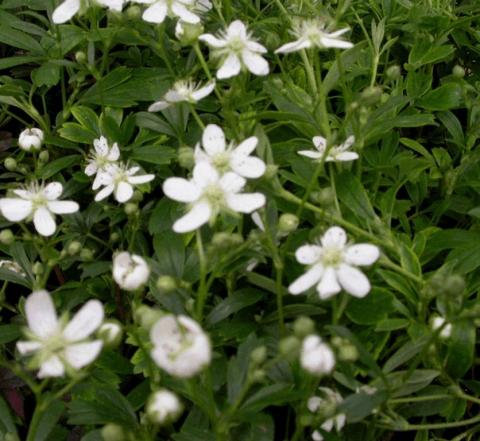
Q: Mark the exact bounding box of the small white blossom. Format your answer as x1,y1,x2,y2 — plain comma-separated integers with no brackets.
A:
148,80,216,112
18,128,44,152
163,162,265,233
150,314,211,378
94,163,155,203
194,124,266,178
52,0,127,24
0,182,79,237
199,20,269,79
112,251,150,291
298,136,358,162
289,226,380,299
0,260,25,275
98,321,122,345
132,0,202,24
16,290,104,378
308,387,346,441
147,389,183,424
85,136,121,190
431,316,452,339
301,335,335,376
276,19,353,54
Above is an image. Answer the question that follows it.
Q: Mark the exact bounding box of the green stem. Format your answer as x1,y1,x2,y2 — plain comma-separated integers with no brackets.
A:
300,49,318,96
380,413,480,431
195,229,208,321
190,105,206,129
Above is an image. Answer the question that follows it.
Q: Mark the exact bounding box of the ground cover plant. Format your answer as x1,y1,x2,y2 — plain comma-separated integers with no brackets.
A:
0,0,479,440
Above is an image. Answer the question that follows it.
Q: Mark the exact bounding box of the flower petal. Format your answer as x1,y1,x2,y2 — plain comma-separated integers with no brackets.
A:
171,2,200,23
33,207,56,237
108,143,120,161
94,136,108,156
173,201,212,233
43,182,63,200
17,341,42,355
242,50,269,76
288,264,324,295
247,40,267,53
148,100,170,112
150,315,178,346
344,244,379,266
198,33,227,48
219,172,245,193
38,355,65,378
142,1,168,23
316,267,341,299
334,151,359,161
163,178,201,202
217,54,241,79
85,163,97,176
226,192,265,213
128,174,155,185
230,156,266,178
338,135,355,151
295,245,322,265
63,300,104,342
193,162,219,188
234,136,258,156
227,20,247,38
114,181,134,203
52,0,81,23
320,36,353,49
313,136,327,150
275,39,311,54
321,226,347,248
25,290,58,339
64,340,103,369
0,198,33,222
298,150,323,159
95,184,114,202
190,81,216,101
336,264,371,297
202,124,226,155
47,200,79,214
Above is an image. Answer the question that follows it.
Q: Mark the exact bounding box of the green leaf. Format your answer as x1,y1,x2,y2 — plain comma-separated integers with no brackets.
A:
71,106,100,133
40,155,81,179
390,369,440,397
206,289,263,326
129,145,176,165
58,123,97,144
153,231,185,277
408,41,455,68
239,384,300,414
31,62,61,87
346,288,395,325
33,400,65,441
417,83,462,111
0,324,21,344
0,24,44,53
383,336,430,373
335,171,376,221
339,390,388,422
0,394,17,434
446,320,475,378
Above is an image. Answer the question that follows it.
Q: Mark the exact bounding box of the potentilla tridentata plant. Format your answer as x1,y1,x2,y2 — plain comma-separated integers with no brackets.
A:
0,1,478,440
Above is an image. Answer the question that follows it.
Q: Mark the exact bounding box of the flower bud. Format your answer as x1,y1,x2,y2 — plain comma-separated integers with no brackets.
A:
131,190,143,203
310,187,335,206
293,316,315,338
156,275,177,293
113,252,150,291
300,335,335,376
98,321,123,347
67,241,82,255
80,248,94,261
178,146,195,169
0,229,14,245
109,232,120,243
101,423,125,441
431,316,452,339
263,164,278,179
278,213,299,234
18,128,44,152
4,434,19,441
32,262,43,276
250,369,266,383
279,336,300,359
135,305,163,330
386,65,401,80
38,150,49,163
175,21,204,45
250,346,267,365
4,158,17,171
211,232,243,250
147,389,183,425
360,86,382,105
124,202,138,215
126,5,141,19
453,65,465,78
337,343,359,362
75,51,87,64
444,274,465,296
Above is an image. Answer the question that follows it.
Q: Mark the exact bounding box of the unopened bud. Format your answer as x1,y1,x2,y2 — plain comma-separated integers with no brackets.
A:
263,164,278,179
75,51,87,64
250,369,266,383
126,5,141,19
4,158,17,171
109,232,120,243
98,321,123,347
67,241,82,255
32,262,43,276
310,187,335,206
279,336,300,359
175,21,204,45
453,65,465,78
156,275,177,293
147,389,183,425
360,86,382,105
444,275,465,296
278,213,299,234
386,65,401,80
101,423,125,441
124,203,138,215
0,229,14,245
18,128,44,152
135,305,163,330
211,232,243,250
293,316,315,338
80,248,94,261
250,346,267,365
178,146,194,169
38,150,49,163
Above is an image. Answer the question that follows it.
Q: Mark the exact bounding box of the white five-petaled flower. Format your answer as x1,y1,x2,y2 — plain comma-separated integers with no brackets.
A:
199,20,269,79
431,316,452,339
148,80,216,112
300,335,335,376
112,251,150,291
150,314,211,378
52,0,127,24
85,136,121,190
298,136,357,162
16,290,104,378
275,19,353,54
132,0,202,24
0,182,79,237
194,124,266,178
18,128,44,152
288,226,380,299
94,163,155,203
147,389,183,425
163,162,266,233
308,387,346,441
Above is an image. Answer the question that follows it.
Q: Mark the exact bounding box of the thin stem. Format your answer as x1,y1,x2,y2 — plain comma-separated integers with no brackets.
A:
300,49,318,96
190,105,206,129
193,44,222,101
195,229,208,321
379,413,480,431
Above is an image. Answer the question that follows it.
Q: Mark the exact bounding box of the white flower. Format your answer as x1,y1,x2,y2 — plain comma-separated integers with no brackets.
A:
150,314,211,378
431,316,452,339
0,182,79,237
194,124,266,178
98,321,122,345
301,335,335,376
308,387,346,441
148,80,216,112
163,162,265,233
0,260,25,275
52,0,127,24
85,136,121,190
132,0,202,24
275,19,353,54
94,163,155,203
18,128,44,152
16,290,104,378
112,251,150,291
298,136,357,162
199,20,269,79
288,226,380,299
147,389,183,424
